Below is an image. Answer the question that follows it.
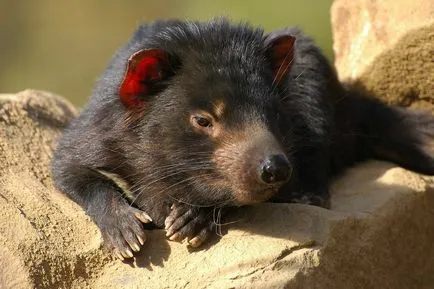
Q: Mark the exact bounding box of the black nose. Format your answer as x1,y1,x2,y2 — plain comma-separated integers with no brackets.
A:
258,154,291,184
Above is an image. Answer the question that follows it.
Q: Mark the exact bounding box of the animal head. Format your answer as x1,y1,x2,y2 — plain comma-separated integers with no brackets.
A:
98,19,301,206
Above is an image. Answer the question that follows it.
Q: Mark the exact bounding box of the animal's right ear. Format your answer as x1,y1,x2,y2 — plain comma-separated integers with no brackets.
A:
119,48,174,109
264,33,296,85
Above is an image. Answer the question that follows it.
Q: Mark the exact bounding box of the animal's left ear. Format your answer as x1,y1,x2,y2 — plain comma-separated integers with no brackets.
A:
119,48,173,109
264,34,296,85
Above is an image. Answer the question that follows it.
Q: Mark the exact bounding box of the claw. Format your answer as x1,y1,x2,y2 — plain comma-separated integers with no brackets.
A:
131,243,141,252
122,249,134,258
188,236,203,248
135,211,152,223
114,250,125,261
164,218,171,230
137,234,145,245
169,232,181,241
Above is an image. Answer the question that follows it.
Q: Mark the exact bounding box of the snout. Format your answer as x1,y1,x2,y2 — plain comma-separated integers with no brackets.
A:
211,126,293,205
257,154,292,185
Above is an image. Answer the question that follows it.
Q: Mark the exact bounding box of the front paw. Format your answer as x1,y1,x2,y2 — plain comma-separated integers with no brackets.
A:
164,203,216,248
98,200,152,260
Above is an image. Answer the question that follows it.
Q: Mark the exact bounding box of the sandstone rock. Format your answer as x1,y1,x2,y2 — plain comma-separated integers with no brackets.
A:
1,90,433,288
331,0,434,112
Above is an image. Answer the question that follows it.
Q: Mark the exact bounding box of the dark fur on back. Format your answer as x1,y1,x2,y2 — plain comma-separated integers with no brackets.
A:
52,18,434,258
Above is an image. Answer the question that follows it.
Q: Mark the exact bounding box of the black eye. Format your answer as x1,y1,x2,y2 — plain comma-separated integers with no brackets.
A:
193,116,212,128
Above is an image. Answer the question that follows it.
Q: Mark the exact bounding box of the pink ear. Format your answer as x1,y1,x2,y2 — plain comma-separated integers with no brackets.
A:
119,49,169,109
266,35,296,85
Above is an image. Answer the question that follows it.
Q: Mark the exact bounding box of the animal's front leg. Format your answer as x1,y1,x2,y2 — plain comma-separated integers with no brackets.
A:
98,196,153,260
52,166,153,260
164,203,220,248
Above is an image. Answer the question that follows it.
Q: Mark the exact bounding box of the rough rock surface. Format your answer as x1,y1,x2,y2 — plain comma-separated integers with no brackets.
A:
1,90,433,289
331,0,434,112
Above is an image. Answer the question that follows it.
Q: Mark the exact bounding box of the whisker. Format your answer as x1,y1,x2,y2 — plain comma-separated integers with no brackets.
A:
128,163,214,192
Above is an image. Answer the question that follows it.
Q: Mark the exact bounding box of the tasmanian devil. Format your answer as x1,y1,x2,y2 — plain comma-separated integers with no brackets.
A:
52,18,434,260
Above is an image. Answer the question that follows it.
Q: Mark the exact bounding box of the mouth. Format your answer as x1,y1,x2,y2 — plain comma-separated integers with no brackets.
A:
233,186,280,205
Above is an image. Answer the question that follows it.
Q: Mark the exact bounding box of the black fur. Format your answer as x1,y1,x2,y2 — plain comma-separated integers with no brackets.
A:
52,19,434,258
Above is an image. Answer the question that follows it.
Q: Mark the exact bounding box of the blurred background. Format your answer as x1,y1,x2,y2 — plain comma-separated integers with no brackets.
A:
0,0,333,106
